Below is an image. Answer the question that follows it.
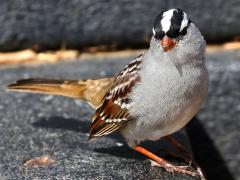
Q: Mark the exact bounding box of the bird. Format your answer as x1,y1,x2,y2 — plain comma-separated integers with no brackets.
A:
7,8,208,179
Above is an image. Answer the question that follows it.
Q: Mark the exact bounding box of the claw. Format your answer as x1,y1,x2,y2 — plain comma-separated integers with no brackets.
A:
135,146,198,177
165,135,206,179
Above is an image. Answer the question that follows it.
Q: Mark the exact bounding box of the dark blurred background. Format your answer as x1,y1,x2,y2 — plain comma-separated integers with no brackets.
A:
0,0,239,51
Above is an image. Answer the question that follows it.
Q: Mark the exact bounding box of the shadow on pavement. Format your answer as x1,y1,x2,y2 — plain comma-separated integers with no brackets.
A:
32,116,141,160
186,117,235,180
31,116,196,163
32,116,91,133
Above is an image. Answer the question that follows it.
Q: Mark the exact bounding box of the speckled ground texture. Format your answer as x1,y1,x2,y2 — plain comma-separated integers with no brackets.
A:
0,50,240,180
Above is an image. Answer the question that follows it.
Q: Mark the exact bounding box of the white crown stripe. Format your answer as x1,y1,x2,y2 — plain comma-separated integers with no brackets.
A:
161,9,175,33
180,12,189,32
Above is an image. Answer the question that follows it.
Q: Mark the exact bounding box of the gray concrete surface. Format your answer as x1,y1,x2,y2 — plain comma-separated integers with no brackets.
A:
0,50,240,179
0,57,196,179
0,0,239,51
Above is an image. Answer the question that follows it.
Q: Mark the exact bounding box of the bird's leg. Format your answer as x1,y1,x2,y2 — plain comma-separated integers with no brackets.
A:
165,135,206,180
134,146,197,177
165,135,193,164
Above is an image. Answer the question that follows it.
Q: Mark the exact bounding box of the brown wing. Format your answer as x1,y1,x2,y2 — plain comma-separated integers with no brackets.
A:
89,55,143,139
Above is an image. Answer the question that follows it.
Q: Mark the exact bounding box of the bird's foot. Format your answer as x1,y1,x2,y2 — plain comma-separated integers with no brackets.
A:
164,135,206,180
134,146,199,178
149,159,197,177
161,150,192,166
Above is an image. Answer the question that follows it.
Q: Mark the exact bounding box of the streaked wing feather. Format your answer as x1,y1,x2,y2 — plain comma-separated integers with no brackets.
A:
89,55,143,139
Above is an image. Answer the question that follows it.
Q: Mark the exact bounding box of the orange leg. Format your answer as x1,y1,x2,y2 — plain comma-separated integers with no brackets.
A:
165,135,190,153
165,135,206,180
134,146,197,177
165,135,193,164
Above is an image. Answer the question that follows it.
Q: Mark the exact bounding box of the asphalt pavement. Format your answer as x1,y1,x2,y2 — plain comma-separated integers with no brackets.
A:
0,50,239,179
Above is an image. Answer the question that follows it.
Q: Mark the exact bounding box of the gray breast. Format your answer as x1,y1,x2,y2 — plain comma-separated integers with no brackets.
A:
125,58,208,140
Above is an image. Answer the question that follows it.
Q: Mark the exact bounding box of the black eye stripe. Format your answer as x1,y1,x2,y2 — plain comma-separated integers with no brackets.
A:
154,30,164,39
180,26,188,36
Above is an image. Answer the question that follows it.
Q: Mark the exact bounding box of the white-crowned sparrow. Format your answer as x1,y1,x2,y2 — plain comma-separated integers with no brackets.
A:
7,8,208,179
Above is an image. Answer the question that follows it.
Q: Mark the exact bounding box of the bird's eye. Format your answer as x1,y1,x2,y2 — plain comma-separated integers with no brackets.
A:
180,27,188,36
154,30,165,40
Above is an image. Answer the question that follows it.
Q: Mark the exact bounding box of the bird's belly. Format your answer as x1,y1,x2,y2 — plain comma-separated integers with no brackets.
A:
122,96,203,143
121,65,208,145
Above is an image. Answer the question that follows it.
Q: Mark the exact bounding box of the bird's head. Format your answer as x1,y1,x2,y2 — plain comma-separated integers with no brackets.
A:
152,8,205,57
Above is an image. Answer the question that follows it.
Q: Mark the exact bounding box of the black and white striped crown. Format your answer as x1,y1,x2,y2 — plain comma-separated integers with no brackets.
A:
153,8,191,39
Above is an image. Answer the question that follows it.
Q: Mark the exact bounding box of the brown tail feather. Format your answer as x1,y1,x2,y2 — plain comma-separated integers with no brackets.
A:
7,78,114,108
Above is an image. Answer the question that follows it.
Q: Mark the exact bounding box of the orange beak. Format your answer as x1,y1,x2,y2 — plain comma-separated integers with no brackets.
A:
160,35,175,52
